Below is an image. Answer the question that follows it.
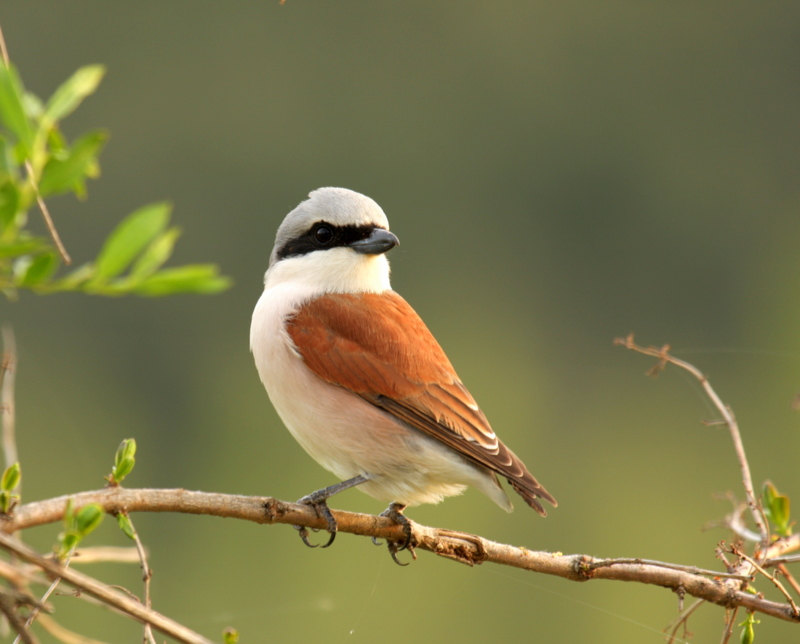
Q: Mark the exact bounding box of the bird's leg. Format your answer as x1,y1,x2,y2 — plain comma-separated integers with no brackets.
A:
376,502,416,566
294,474,369,548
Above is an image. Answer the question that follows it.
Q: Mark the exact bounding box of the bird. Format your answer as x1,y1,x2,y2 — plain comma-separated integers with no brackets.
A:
250,187,555,560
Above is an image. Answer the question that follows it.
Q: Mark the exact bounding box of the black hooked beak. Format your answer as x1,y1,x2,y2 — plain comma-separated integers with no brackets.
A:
348,228,399,255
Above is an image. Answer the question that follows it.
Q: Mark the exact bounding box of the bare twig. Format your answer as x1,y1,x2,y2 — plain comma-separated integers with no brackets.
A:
0,531,214,644
1,325,18,471
722,498,762,543
770,554,800,566
777,564,800,597
614,335,769,545
0,603,37,644
0,22,9,66
665,598,704,643
0,588,45,644
731,545,800,614
37,614,109,644
1,487,798,624
71,546,141,565
25,168,72,264
720,606,739,644
124,513,156,644
13,555,71,644
585,557,752,581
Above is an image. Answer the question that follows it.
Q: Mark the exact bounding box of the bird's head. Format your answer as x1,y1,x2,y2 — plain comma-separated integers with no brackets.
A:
265,187,399,294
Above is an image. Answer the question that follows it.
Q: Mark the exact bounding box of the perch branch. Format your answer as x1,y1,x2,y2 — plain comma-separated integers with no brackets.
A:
1,487,798,624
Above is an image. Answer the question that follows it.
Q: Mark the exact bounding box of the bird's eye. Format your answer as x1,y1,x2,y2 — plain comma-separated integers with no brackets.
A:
314,225,334,245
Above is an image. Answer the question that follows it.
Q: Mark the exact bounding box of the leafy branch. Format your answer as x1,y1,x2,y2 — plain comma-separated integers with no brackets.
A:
0,28,230,299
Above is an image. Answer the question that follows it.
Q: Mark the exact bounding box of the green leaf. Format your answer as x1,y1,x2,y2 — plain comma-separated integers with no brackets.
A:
111,437,137,483
50,262,94,291
114,457,135,480
75,503,104,536
43,65,105,124
39,129,108,197
93,202,171,281
0,491,19,514
0,64,33,152
1,463,20,492
0,463,21,513
133,264,231,296
58,532,80,559
15,251,59,287
739,613,759,644
63,498,76,530
22,92,44,121
47,127,68,157
116,512,136,540
762,481,792,536
0,236,47,258
130,227,181,278
0,181,21,233
115,438,137,465
0,134,17,175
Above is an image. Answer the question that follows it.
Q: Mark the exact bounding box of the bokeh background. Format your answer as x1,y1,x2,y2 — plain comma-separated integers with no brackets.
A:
2,2,799,642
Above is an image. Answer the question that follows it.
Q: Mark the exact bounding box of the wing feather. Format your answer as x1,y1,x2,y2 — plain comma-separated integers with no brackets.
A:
286,291,555,514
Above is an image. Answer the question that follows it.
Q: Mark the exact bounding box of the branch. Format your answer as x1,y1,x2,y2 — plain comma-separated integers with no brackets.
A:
1,325,18,470
0,530,213,644
2,487,798,624
614,335,769,544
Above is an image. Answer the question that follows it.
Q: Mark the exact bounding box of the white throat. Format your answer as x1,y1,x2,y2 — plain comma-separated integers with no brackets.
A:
264,247,392,295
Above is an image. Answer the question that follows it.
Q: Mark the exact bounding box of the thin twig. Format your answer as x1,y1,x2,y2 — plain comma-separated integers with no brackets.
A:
71,546,141,565
37,614,109,644
665,598,704,643
614,335,769,546
720,606,739,644
585,557,752,581
723,498,762,543
732,545,800,615
125,513,156,644
777,564,800,597
2,325,19,471
0,22,9,66
12,555,71,644
0,531,214,644
0,558,43,588
0,588,44,644
2,487,799,624
769,554,800,566
0,605,37,644
25,167,72,264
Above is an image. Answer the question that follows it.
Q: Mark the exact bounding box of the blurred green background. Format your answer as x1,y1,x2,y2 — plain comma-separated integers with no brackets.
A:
2,2,800,642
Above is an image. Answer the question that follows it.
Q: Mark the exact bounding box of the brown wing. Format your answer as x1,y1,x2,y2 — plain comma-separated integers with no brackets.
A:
286,291,556,515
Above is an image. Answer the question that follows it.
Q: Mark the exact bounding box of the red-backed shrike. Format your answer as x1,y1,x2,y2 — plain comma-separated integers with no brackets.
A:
250,188,555,557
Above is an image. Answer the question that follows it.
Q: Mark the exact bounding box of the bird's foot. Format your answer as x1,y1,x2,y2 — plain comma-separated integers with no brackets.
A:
294,492,338,548
292,475,370,549
377,502,416,566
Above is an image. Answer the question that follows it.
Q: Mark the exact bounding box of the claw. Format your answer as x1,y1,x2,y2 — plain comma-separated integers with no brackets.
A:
379,502,416,565
294,498,338,548
291,475,370,550
388,541,417,566
294,524,320,548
